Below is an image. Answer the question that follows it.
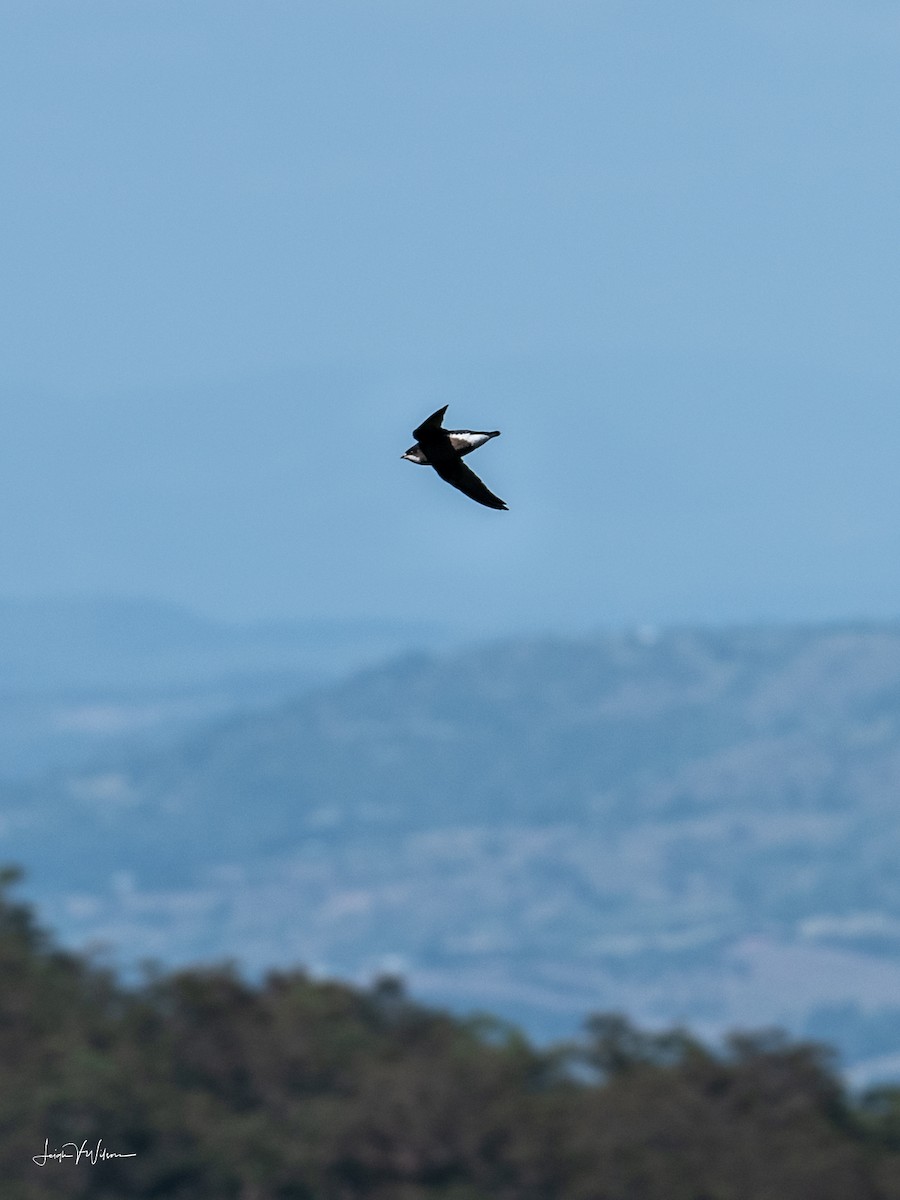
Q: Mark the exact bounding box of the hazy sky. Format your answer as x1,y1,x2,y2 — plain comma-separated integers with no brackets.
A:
2,1,900,631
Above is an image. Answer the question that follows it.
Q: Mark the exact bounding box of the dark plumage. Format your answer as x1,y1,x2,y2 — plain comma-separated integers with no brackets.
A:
402,405,508,510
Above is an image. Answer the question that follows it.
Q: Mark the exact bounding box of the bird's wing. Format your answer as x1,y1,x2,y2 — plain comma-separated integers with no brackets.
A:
413,405,449,443
433,456,508,510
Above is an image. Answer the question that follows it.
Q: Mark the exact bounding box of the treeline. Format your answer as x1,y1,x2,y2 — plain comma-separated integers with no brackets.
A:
2,868,899,1200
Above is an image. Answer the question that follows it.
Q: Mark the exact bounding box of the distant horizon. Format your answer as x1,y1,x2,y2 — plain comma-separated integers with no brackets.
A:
3,588,900,639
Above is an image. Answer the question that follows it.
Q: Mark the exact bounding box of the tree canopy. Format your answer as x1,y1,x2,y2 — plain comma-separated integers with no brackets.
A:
1,867,899,1200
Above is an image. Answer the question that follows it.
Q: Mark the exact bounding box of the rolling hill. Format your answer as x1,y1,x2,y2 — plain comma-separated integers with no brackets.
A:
5,622,900,1078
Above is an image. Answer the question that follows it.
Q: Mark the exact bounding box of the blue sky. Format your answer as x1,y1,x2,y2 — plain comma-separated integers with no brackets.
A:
2,1,900,631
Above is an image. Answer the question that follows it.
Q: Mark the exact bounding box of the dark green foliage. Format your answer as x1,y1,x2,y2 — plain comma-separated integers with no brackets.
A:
1,873,898,1199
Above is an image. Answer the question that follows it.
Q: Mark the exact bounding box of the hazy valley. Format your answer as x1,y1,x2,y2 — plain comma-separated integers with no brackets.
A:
3,608,900,1083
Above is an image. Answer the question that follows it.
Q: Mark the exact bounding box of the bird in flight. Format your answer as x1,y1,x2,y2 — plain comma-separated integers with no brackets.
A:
402,405,508,510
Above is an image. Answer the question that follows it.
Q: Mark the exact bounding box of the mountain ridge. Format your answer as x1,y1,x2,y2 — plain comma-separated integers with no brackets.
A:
4,620,900,1076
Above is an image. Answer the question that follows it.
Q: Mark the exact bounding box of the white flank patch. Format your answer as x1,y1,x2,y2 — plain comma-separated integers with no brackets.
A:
449,431,495,452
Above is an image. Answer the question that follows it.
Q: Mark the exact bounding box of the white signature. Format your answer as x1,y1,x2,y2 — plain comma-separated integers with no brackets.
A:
33,1138,137,1166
